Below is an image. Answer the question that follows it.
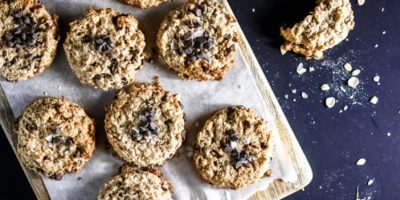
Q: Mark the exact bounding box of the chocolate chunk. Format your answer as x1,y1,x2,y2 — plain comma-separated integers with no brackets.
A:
132,108,159,141
51,136,62,144
183,33,192,41
94,35,114,52
65,138,74,146
109,59,118,74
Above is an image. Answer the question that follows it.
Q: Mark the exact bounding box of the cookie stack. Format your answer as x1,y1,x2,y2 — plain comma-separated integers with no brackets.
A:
4,0,277,199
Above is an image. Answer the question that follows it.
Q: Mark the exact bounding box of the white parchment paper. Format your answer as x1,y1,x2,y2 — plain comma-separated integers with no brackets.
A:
1,0,297,199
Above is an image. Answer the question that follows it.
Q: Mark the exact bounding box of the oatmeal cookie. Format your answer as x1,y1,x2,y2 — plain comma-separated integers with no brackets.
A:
193,106,274,189
280,0,355,59
104,82,185,166
123,0,168,9
157,0,238,80
16,97,95,180
64,8,146,90
98,165,173,200
0,0,59,81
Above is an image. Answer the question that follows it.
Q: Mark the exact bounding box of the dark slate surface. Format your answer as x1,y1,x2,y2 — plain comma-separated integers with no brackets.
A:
1,0,399,199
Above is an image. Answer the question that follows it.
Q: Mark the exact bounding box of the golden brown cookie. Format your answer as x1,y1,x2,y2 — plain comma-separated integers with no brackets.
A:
280,0,355,59
193,106,274,189
98,165,173,200
17,97,95,180
0,0,59,81
64,8,145,90
104,82,185,167
157,0,238,80
123,0,168,9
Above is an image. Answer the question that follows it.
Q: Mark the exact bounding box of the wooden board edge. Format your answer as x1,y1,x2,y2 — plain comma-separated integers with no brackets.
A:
221,0,313,199
0,85,51,200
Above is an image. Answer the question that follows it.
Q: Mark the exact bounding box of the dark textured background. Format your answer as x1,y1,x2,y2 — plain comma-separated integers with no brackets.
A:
1,0,399,199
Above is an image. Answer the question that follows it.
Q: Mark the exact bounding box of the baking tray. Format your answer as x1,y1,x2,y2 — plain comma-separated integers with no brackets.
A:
0,0,312,199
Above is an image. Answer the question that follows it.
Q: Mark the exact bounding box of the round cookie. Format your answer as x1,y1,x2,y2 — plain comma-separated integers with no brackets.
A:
16,97,95,180
0,0,59,81
104,82,185,166
193,106,274,189
98,165,173,200
123,0,168,9
64,8,145,90
157,0,238,80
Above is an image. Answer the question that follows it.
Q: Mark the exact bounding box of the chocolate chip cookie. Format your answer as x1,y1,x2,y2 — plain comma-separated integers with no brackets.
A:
157,0,238,80
280,0,355,59
98,165,173,200
16,97,95,180
0,0,59,81
123,0,168,9
104,82,185,166
193,106,274,189
64,8,146,90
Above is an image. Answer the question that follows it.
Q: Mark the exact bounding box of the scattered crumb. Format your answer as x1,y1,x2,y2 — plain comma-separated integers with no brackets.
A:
292,89,297,94
352,69,361,76
370,96,379,104
347,77,360,88
356,158,366,166
381,7,385,12
296,63,307,75
43,91,48,96
284,94,289,99
387,132,391,137
325,97,336,108
373,75,380,84
252,8,256,13
382,30,386,35
301,92,308,99
293,98,297,102
344,63,353,72
309,67,315,72
357,0,365,6
367,179,375,186
320,84,330,91
374,44,379,48
344,105,348,111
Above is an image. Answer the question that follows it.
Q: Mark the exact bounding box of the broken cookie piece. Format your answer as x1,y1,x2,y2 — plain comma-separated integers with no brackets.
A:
280,0,355,59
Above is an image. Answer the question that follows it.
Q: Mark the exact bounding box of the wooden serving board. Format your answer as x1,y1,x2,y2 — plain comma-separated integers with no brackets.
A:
0,0,312,199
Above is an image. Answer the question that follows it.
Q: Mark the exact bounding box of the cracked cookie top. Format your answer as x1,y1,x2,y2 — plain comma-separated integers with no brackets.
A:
16,97,95,180
64,8,146,90
157,0,238,80
104,82,185,167
0,0,59,81
193,106,274,189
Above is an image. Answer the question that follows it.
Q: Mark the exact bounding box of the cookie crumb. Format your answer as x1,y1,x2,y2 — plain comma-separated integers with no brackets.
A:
373,75,380,84
370,96,379,104
296,63,307,75
284,94,289,99
309,67,315,72
387,132,391,137
347,77,360,88
344,105,348,111
356,158,366,166
352,69,361,76
292,89,297,94
357,0,365,6
344,63,352,72
374,44,379,48
320,84,330,91
382,30,386,35
325,97,336,108
301,92,308,99
252,8,256,13
367,179,375,186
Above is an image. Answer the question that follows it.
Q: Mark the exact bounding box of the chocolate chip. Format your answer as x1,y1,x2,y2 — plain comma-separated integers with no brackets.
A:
183,47,193,55
132,108,159,141
183,33,192,41
109,59,118,74
65,138,73,146
3,14,37,48
49,174,63,180
82,35,92,43
94,35,114,52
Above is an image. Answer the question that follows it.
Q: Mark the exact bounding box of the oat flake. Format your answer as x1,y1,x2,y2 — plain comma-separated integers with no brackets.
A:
344,63,352,71
348,77,360,88
356,158,366,166
370,96,378,104
320,84,330,91
325,97,336,108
